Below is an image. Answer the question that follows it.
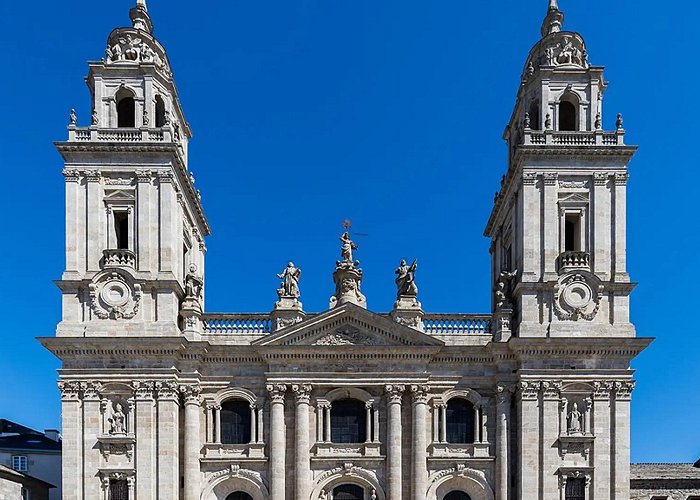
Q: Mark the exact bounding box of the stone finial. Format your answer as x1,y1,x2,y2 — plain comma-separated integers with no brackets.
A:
130,0,153,33
541,0,564,37
69,109,77,125
329,231,367,309
392,259,423,331
616,113,624,130
394,259,418,298
272,262,304,330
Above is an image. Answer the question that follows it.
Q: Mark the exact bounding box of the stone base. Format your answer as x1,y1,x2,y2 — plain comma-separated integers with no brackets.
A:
391,295,424,331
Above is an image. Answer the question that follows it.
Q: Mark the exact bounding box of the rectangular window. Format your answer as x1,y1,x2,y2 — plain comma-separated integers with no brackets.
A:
564,214,582,252
110,479,129,500
114,211,129,250
565,478,585,500
12,455,28,472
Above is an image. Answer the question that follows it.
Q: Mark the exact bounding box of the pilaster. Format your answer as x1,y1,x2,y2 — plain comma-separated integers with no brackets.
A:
410,385,429,500
155,381,180,499
385,385,404,500
59,381,83,500
495,383,512,500
133,381,156,500
267,384,287,500
181,384,202,500
292,384,312,500
612,381,634,500
517,380,541,499
82,382,103,499
592,381,613,500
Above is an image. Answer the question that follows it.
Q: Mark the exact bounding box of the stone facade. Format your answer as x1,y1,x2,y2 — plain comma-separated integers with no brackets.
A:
630,464,700,500
40,1,656,500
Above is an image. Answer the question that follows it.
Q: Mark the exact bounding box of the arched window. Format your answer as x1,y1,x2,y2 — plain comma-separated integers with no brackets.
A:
446,398,475,444
155,95,166,128
225,493,253,500
528,101,540,130
559,100,577,131
331,399,366,444
333,484,364,500
444,492,472,500
220,400,251,445
116,88,136,128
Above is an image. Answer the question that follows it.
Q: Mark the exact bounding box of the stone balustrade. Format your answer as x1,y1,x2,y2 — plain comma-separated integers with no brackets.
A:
202,313,492,336
68,126,170,143
558,251,591,272
423,314,491,335
522,129,624,146
202,314,274,334
102,249,136,269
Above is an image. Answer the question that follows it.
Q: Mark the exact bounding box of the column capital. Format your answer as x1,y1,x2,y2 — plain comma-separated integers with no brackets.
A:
58,381,83,401
541,380,562,400
292,384,313,404
592,381,613,400
180,384,202,406
132,381,155,401
517,380,541,401
409,384,429,405
385,384,405,404
83,381,103,401
267,384,287,404
613,380,635,401
155,381,180,401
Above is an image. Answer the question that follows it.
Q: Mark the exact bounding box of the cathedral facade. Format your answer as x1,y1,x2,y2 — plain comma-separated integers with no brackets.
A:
40,1,651,500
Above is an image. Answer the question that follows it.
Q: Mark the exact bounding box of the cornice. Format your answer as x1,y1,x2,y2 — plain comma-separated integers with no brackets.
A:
508,337,652,359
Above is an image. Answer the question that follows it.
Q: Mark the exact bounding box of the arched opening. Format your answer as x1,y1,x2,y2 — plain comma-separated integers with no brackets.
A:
559,100,577,131
220,400,251,445
333,484,364,500
330,399,366,444
444,492,472,500
225,492,253,500
528,101,540,130
116,88,136,128
564,478,585,500
155,95,166,127
446,398,475,444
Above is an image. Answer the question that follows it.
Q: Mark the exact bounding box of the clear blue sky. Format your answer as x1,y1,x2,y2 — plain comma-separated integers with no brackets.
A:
1,0,697,463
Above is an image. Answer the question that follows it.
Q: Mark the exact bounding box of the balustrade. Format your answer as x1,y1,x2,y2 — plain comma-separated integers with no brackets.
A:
423,314,491,335
202,314,273,334
558,251,591,272
69,127,170,142
102,249,136,269
522,129,625,146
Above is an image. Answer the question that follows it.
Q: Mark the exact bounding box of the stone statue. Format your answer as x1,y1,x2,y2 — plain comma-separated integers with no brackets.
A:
184,264,203,300
277,262,301,298
339,231,358,264
69,109,77,125
395,259,418,297
567,403,582,434
109,403,126,434
495,269,517,309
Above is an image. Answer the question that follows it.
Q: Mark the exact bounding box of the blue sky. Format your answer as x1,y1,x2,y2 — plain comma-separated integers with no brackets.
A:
0,0,698,463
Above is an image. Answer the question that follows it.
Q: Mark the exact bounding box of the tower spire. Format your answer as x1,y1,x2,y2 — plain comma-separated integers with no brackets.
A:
541,0,564,37
130,0,153,33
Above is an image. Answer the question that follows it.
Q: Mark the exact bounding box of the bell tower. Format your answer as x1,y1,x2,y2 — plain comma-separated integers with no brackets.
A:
485,0,637,339
56,0,209,339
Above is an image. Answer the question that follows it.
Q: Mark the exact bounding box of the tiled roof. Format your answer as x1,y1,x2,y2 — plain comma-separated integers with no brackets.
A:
631,463,700,480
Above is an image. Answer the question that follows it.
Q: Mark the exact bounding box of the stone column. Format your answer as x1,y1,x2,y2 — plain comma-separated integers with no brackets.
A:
473,405,480,443
373,403,380,443
440,404,447,443
133,381,156,500
205,403,214,443
58,382,83,500
410,385,429,500
385,385,405,500
481,400,489,443
214,404,222,444
495,384,512,500
181,384,202,500
316,403,325,442
365,402,373,443
324,405,332,443
257,405,264,444
156,381,180,499
267,384,287,500
292,384,312,500
250,403,257,444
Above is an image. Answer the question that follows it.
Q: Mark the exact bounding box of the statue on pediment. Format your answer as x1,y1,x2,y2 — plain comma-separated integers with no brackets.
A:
339,231,358,265
567,403,582,434
395,259,418,298
109,403,126,435
277,262,301,299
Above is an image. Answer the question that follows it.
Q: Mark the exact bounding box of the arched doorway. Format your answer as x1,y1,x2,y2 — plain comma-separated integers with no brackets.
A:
443,492,472,500
225,492,253,500
333,484,364,500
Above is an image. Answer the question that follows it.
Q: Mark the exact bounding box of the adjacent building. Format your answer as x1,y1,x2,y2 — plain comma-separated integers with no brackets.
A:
40,1,661,499
0,420,61,499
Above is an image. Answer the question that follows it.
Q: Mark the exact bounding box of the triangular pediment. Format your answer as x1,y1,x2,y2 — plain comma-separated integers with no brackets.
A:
253,303,443,348
104,188,135,202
